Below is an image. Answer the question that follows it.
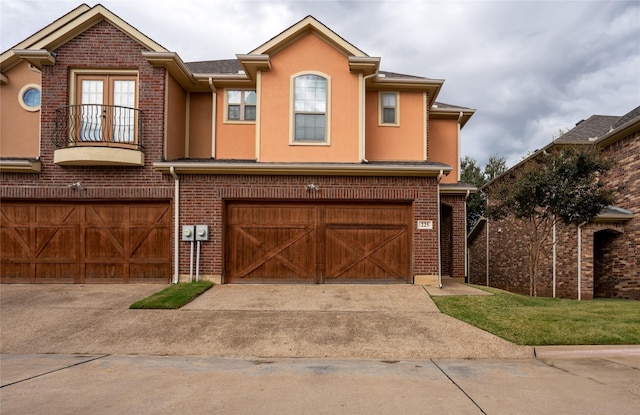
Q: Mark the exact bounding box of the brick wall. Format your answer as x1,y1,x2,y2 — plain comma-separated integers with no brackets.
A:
468,130,639,300
598,131,639,299
176,174,441,279
0,21,173,269
441,194,467,279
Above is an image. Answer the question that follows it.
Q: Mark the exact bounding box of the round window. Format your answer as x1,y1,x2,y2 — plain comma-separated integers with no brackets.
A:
18,84,42,111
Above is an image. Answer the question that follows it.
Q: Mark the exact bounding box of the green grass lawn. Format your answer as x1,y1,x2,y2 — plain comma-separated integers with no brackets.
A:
431,286,640,345
130,281,213,309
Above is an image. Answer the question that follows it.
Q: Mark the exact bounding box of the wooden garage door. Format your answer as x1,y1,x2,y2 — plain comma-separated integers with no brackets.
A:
226,202,411,283
0,202,171,283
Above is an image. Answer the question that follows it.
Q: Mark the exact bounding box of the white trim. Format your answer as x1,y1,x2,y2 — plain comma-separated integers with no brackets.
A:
378,91,400,127
255,71,262,161
17,83,41,112
223,88,257,124
289,71,331,146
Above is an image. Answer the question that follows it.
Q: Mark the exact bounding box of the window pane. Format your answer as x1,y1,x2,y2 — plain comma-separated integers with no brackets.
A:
112,80,136,142
294,75,327,114
244,105,256,121
383,108,396,124
80,80,104,141
23,88,41,107
228,90,241,104
382,93,396,107
295,114,325,141
244,91,256,105
228,105,240,120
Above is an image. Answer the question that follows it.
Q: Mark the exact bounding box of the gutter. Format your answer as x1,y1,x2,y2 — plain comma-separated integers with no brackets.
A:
153,161,451,177
361,72,378,163
209,77,217,159
170,166,180,284
437,169,444,289
577,221,587,300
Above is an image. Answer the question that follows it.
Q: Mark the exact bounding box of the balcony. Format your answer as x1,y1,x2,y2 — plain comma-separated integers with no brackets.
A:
53,104,145,166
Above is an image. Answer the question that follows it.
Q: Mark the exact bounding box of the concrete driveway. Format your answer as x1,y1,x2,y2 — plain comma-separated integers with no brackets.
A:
0,282,531,359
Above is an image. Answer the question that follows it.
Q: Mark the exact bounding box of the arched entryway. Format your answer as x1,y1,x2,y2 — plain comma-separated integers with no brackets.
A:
440,203,453,278
593,228,624,298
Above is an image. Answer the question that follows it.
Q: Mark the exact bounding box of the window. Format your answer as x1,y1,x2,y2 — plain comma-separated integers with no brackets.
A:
75,74,137,143
293,74,328,142
227,90,256,121
380,92,399,125
18,84,41,111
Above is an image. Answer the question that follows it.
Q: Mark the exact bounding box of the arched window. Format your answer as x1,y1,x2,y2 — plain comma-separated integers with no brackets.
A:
293,74,327,142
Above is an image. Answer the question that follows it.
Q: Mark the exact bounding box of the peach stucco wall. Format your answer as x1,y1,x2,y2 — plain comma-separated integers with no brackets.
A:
216,90,256,160
0,61,41,158
258,32,360,163
165,74,186,160
428,118,459,183
189,92,212,159
365,91,425,161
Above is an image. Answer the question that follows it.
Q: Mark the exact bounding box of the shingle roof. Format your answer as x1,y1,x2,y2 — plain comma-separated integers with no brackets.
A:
432,102,475,111
612,105,640,129
555,115,620,143
185,59,243,74
184,60,438,80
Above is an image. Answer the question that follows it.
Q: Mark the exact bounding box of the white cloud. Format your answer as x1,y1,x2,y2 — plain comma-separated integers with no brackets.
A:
2,0,638,169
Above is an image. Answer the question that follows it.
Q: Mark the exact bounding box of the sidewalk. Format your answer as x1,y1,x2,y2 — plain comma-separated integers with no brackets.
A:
2,353,638,414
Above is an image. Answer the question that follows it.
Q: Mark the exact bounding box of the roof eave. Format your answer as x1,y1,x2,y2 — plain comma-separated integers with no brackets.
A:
154,161,452,177
596,115,640,147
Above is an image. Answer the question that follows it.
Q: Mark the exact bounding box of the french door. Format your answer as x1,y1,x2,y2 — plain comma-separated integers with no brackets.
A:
77,75,137,143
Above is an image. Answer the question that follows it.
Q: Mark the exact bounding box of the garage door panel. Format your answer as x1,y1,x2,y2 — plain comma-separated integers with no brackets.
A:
84,263,124,281
36,227,77,261
128,263,170,282
325,226,408,281
226,202,411,283
0,264,31,282
0,227,30,258
324,205,409,225
1,202,170,284
85,227,125,258
228,224,317,282
130,227,170,259
35,264,76,283
36,205,78,223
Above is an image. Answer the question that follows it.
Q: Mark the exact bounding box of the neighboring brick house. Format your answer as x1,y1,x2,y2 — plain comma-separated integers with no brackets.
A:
1,4,475,285
468,106,639,300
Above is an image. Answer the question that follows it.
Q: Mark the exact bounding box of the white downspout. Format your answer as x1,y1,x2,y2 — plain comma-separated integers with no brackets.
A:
170,166,180,284
485,194,490,287
552,218,557,298
360,72,377,163
209,78,217,159
437,169,444,289
457,111,463,182
577,221,587,301
464,189,470,283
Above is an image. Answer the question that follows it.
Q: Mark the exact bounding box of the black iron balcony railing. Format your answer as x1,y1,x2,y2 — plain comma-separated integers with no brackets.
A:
53,104,144,149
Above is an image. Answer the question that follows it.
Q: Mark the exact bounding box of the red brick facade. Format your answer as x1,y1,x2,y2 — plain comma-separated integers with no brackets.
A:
176,174,447,280
469,128,639,300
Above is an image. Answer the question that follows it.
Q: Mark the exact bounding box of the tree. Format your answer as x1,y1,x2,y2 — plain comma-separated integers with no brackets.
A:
485,145,614,296
460,154,508,230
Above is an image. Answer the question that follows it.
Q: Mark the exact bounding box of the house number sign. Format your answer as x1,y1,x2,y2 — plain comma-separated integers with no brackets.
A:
417,220,433,230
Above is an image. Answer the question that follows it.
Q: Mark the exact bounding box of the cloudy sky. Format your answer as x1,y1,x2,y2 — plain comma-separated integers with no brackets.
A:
2,0,639,167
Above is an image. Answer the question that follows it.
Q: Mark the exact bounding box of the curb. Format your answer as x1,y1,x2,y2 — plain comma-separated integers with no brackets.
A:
534,345,640,359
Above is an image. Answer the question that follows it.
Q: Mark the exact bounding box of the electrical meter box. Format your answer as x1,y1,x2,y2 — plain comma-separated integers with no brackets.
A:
182,225,195,241
195,224,209,241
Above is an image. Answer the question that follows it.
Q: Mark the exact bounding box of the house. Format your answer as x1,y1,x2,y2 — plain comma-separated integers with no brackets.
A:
0,4,475,285
468,106,640,300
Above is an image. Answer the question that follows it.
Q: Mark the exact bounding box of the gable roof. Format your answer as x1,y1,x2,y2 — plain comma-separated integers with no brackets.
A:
554,115,620,144
250,15,368,58
1,3,168,79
